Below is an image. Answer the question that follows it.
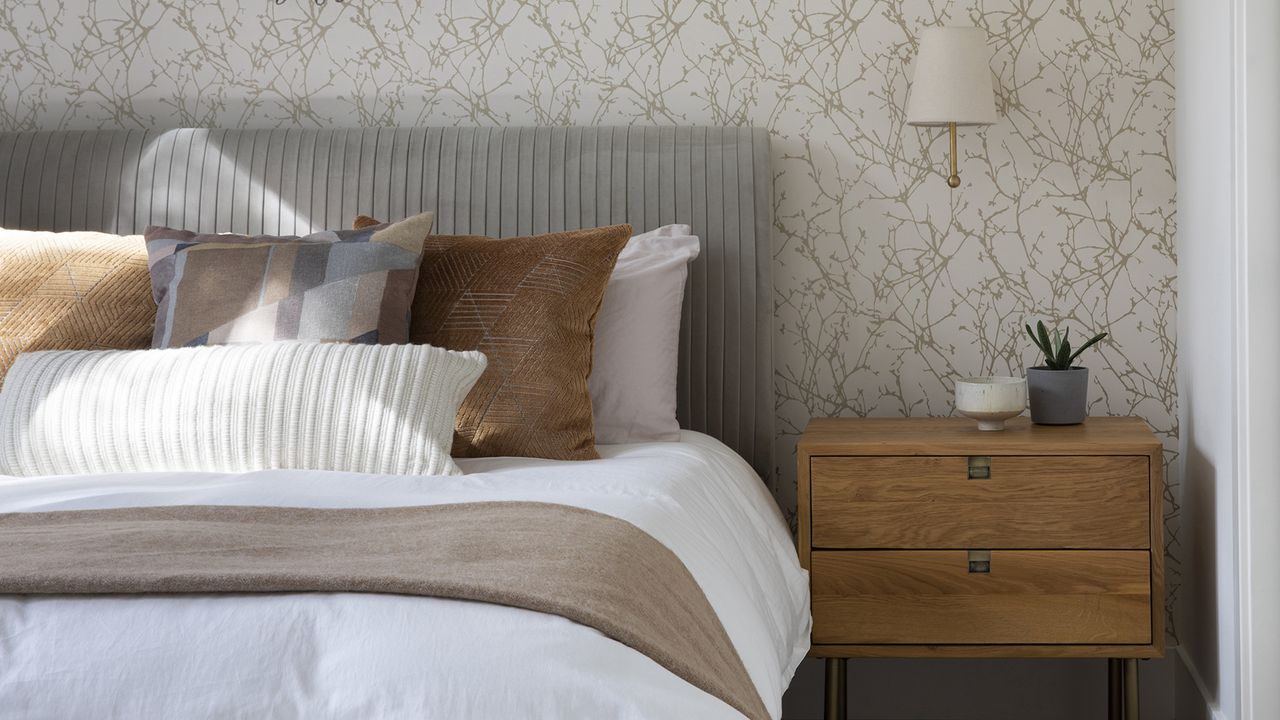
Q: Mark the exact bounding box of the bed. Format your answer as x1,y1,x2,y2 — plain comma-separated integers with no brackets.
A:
0,127,807,719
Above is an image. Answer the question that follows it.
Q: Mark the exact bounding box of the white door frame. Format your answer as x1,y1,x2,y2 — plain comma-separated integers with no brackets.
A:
1236,0,1280,715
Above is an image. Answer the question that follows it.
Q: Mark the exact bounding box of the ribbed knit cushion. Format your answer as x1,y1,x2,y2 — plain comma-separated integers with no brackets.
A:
145,212,434,348
0,342,486,477
0,228,154,385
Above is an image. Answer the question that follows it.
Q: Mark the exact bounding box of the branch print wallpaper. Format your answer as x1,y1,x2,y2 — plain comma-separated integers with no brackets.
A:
0,0,1178,632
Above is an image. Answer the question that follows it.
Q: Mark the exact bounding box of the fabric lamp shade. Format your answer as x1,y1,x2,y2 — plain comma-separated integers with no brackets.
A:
906,27,998,127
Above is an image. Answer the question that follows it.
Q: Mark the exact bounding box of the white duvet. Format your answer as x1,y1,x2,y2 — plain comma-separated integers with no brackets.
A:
0,431,810,720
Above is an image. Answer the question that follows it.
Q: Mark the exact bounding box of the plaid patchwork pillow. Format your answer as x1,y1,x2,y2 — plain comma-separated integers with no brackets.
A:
144,212,433,348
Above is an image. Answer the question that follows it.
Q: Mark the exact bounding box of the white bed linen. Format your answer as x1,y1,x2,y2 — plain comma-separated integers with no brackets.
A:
0,431,810,720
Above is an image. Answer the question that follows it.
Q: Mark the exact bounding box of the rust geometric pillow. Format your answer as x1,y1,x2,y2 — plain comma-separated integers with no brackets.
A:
355,217,630,461
0,229,154,386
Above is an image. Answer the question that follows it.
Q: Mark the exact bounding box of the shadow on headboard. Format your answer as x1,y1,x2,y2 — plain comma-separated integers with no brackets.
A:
0,127,774,481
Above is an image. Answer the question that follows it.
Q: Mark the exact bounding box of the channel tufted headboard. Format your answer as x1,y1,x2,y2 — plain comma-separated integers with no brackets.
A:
0,127,774,480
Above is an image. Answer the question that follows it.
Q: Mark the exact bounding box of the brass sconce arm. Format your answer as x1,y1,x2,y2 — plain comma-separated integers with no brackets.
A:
948,122,961,188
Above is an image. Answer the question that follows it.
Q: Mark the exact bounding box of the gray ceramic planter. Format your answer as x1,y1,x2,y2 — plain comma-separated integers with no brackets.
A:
1027,366,1088,424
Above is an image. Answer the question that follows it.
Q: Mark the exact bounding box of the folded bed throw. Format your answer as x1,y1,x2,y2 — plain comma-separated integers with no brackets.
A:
0,501,768,720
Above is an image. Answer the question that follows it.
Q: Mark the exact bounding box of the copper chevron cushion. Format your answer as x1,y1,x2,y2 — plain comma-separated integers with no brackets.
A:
0,229,154,384
363,218,630,461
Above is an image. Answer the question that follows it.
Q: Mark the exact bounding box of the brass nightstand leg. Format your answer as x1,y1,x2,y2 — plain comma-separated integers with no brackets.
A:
824,657,847,720
1108,659,1124,719
1124,659,1140,719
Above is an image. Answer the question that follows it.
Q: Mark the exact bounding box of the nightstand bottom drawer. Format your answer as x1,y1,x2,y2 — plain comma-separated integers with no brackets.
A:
811,550,1151,645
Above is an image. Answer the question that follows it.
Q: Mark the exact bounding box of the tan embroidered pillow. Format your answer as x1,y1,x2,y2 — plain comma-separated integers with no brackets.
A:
0,229,154,385
356,217,630,461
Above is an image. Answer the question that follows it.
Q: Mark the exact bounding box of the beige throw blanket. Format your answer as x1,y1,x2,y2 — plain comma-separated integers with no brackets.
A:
0,501,768,720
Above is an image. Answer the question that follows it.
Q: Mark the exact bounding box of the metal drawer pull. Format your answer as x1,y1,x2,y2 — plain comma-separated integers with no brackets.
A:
968,550,991,573
967,456,991,479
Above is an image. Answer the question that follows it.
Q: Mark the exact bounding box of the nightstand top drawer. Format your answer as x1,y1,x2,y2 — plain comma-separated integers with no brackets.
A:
799,416,1160,456
810,455,1150,549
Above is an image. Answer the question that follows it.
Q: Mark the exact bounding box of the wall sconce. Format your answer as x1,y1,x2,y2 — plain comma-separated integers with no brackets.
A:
906,27,998,188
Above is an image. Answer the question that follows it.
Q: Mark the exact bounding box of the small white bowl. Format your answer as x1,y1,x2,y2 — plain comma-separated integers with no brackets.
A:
955,376,1027,431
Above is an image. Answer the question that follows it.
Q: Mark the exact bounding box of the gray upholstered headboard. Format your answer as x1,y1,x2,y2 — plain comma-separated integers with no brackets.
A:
0,127,774,480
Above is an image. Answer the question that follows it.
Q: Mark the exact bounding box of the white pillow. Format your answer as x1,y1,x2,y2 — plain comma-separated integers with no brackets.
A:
0,341,486,477
590,225,700,444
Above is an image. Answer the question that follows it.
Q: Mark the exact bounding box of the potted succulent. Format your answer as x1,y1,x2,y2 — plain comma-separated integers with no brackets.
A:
1024,320,1107,425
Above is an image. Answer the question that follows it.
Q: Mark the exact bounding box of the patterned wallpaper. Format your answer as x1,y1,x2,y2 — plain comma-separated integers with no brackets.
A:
0,0,1178,631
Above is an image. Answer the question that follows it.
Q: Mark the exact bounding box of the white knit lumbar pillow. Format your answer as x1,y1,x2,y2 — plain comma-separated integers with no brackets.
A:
0,342,486,477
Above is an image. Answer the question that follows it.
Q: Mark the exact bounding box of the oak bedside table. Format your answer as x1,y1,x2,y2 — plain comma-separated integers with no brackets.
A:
797,416,1164,720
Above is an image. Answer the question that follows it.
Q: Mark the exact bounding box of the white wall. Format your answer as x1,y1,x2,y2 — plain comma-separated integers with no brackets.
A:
1172,0,1239,707
1173,0,1239,711
1175,0,1280,717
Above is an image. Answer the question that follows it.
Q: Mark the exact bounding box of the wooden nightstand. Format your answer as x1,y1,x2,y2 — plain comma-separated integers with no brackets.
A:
798,417,1164,720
